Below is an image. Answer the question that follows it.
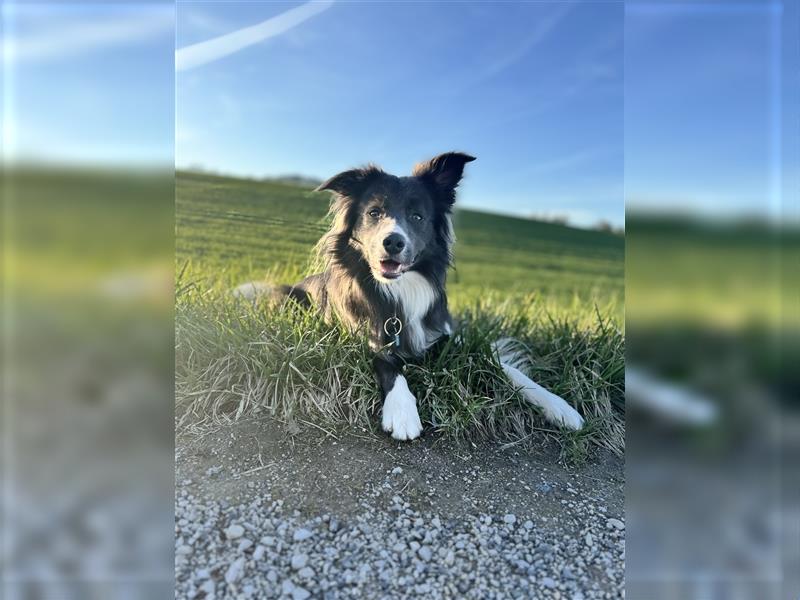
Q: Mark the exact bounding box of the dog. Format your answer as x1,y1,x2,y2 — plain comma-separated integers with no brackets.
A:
235,152,584,440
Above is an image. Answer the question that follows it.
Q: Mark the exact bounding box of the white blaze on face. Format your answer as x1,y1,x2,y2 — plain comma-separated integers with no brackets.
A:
377,218,409,249
389,222,409,245
375,218,413,280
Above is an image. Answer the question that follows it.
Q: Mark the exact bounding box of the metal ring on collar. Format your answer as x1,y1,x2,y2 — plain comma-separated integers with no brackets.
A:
383,316,403,336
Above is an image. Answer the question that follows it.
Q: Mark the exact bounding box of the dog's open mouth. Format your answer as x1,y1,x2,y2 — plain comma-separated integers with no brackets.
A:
379,259,404,279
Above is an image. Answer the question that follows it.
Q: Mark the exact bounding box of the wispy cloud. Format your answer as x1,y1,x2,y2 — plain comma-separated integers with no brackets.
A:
0,7,173,63
480,4,572,80
526,147,612,177
175,0,334,72
458,57,619,141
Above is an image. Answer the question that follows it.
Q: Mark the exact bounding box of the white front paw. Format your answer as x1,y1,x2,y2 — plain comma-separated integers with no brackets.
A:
547,402,585,431
381,375,422,441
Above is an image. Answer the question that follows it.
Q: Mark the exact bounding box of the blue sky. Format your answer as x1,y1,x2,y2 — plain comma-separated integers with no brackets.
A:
176,1,624,228
625,1,795,222
2,2,174,165
4,2,793,226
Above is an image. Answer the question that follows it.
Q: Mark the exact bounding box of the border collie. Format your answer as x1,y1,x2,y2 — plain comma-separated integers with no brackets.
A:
236,152,584,440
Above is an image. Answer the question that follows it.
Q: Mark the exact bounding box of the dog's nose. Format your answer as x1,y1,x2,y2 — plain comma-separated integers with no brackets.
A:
383,233,406,255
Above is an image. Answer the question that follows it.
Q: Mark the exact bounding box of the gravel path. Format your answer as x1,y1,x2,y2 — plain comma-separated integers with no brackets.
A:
175,419,624,599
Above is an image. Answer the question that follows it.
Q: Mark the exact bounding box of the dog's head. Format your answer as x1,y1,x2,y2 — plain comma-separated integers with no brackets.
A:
316,152,475,283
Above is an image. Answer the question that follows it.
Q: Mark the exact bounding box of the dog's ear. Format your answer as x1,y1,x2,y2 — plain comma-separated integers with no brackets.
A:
315,165,382,198
413,152,476,206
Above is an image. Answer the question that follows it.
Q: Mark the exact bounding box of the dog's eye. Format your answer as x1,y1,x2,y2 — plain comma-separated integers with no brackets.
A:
368,208,381,218
411,213,424,222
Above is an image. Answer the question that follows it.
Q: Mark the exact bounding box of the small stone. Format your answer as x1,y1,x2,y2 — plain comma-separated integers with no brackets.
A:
535,542,553,555
292,588,311,600
417,546,433,561
281,579,295,595
541,576,556,589
293,528,314,542
584,533,594,547
329,520,340,533
199,580,214,595
261,535,276,546
503,514,517,525
298,566,315,579
607,518,625,530
523,520,534,530
291,554,309,570
176,544,192,555
252,545,265,561
237,538,253,552
224,557,245,584
225,524,245,539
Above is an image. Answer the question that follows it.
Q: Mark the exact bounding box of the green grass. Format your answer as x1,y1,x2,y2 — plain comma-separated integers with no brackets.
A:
176,171,625,456
6,168,173,292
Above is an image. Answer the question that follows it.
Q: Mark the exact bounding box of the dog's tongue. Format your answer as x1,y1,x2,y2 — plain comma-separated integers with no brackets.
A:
380,260,402,277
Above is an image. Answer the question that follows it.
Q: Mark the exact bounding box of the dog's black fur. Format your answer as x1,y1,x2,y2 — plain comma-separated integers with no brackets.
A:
279,152,475,439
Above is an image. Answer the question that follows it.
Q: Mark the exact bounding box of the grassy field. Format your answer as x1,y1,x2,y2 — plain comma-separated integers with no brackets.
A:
176,171,623,315
626,216,799,429
176,171,625,457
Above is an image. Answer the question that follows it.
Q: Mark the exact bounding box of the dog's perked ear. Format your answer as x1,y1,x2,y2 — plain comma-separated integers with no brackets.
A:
315,165,383,198
413,152,476,207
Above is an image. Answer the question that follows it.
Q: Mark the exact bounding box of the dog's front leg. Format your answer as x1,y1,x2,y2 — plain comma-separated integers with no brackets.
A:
373,353,422,441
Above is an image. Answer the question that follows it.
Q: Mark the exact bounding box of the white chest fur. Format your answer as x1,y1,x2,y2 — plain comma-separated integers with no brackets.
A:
380,272,438,355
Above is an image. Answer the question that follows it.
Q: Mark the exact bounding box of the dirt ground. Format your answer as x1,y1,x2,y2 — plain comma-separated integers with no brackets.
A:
176,418,624,537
